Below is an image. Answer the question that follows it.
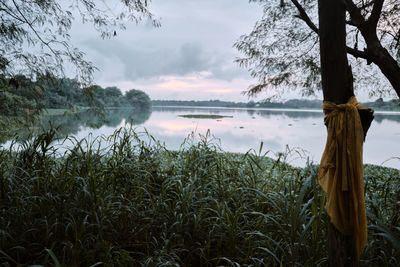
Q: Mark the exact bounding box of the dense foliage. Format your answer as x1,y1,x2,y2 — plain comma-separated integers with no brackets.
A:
40,78,151,111
124,89,152,111
0,75,151,144
0,75,151,111
236,0,400,98
0,128,398,266
0,75,46,136
0,108,152,144
0,0,157,85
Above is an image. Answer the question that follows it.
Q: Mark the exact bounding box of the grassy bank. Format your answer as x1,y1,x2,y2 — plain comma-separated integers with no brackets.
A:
0,128,399,266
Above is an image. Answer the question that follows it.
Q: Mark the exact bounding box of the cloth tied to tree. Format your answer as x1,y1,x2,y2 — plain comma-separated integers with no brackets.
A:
319,96,373,259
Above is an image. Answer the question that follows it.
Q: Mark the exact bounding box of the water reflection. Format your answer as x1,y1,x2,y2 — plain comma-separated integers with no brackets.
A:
147,107,400,168
0,108,152,143
373,113,400,123
249,109,322,119
154,106,400,123
251,108,400,123
1,106,399,169
41,108,152,135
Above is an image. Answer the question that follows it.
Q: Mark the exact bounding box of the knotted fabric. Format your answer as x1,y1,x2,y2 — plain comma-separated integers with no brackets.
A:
319,96,373,258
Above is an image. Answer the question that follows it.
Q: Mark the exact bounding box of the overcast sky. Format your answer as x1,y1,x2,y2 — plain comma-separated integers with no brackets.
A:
70,0,266,101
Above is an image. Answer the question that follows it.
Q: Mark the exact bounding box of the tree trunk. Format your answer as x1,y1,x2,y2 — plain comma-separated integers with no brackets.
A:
318,0,353,103
318,0,357,265
328,222,358,267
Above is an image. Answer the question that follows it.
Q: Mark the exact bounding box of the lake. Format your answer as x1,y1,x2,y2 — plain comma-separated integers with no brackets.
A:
2,106,400,169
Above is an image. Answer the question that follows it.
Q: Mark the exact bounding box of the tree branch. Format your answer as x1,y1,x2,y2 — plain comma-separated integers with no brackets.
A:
346,20,358,27
0,1,25,24
290,0,319,34
11,0,59,58
359,1,375,11
343,0,366,27
289,0,371,63
368,0,384,29
346,46,369,60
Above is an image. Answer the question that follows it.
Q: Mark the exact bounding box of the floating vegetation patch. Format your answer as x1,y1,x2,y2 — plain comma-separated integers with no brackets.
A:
179,114,233,119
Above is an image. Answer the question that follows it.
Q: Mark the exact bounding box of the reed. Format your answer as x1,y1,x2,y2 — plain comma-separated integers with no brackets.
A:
0,127,398,266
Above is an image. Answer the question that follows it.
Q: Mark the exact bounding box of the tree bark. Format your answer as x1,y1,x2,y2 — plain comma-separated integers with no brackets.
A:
318,0,358,265
328,222,358,267
318,0,354,103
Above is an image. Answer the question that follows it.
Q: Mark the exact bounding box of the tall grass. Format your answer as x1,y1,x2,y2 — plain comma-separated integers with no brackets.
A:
0,127,399,266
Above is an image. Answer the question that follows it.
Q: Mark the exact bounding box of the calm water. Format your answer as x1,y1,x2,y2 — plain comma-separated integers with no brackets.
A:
2,106,400,168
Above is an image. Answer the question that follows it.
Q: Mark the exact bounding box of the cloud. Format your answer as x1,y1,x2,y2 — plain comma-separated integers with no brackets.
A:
101,74,259,102
70,0,264,100
82,38,248,82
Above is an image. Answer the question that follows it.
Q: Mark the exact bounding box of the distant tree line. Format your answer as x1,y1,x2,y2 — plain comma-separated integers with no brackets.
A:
1,75,151,113
152,99,324,109
153,98,400,111
41,77,151,111
152,99,250,108
0,75,151,136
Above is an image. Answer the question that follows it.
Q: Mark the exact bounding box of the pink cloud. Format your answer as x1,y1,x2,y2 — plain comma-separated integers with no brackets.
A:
98,72,264,101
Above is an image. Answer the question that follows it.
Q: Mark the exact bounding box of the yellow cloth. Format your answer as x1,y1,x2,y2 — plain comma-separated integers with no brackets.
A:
319,96,373,259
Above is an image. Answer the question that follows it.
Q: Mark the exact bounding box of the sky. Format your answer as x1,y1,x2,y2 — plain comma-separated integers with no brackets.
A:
70,0,268,102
